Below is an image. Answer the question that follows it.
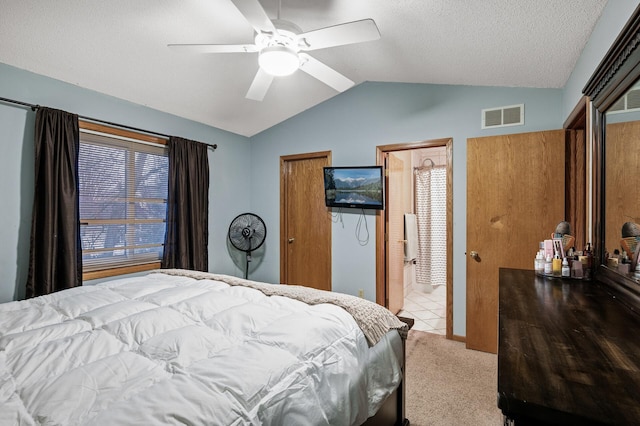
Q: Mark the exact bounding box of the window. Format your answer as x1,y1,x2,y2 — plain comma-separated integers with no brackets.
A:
78,122,168,280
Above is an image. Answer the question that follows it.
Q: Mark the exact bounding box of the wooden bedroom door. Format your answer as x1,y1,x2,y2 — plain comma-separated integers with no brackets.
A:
466,130,566,353
280,151,332,291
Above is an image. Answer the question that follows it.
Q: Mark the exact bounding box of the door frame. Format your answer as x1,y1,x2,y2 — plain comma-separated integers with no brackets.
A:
280,150,332,285
563,95,589,249
375,138,453,339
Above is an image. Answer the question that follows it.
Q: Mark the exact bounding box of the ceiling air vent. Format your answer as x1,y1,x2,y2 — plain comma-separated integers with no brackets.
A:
481,104,524,129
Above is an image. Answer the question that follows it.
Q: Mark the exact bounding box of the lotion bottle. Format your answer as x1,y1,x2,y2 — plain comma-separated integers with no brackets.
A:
544,255,553,275
535,252,544,273
562,258,570,277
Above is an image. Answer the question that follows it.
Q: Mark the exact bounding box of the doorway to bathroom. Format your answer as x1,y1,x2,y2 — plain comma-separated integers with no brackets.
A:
375,138,453,338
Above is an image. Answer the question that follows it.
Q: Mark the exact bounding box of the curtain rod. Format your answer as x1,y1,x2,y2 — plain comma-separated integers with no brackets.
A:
0,96,218,151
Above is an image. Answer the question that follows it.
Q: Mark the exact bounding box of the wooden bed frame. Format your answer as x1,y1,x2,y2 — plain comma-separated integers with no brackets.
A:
362,317,412,426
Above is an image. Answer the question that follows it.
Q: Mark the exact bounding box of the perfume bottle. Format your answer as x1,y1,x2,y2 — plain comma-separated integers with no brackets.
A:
552,253,562,277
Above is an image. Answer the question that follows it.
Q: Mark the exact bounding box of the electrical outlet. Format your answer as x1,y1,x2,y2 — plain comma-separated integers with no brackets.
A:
358,289,364,298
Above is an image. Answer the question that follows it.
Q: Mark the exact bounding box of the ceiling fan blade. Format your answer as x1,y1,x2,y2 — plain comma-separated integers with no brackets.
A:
299,53,354,93
168,44,258,53
231,0,276,34
246,68,274,101
299,19,380,51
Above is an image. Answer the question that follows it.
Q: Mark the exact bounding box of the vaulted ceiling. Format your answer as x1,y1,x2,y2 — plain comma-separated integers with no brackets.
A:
0,0,608,136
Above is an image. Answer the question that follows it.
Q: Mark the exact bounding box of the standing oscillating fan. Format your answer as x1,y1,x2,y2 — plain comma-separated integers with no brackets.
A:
228,213,267,279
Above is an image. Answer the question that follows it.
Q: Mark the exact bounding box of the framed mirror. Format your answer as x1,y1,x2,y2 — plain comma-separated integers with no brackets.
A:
584,5,640,299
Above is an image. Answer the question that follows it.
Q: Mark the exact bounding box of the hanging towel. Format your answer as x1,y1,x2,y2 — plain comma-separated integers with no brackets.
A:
404,213,419,261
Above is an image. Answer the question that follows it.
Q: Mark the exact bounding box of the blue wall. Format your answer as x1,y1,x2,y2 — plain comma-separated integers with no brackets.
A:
0,66,563,338
250,0,640,337
0,0,635,338
562,0,638,118
0,63,252,303
251,82,563,336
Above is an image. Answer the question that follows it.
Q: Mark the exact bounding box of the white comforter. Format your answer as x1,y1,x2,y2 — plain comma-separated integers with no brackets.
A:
0,273,402,426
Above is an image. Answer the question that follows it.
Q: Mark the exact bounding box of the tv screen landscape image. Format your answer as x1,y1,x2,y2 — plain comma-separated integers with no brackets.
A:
323,166,384,210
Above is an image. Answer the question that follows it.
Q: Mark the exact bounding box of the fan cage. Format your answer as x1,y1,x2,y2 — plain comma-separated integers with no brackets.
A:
228,213,267,253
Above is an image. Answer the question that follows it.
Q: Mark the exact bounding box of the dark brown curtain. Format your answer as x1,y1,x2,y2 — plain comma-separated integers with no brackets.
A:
162,136,209,271
26,108,82,298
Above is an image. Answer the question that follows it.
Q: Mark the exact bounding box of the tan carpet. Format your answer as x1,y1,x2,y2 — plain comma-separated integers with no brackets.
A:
404,330,503,426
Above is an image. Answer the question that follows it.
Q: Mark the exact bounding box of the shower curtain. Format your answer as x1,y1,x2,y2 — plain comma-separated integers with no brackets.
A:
415,165,447,289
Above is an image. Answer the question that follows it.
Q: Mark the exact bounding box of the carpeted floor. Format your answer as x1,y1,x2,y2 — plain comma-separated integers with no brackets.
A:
404,330,503,426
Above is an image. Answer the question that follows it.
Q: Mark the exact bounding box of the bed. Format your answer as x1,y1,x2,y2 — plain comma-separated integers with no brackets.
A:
0,269,409,425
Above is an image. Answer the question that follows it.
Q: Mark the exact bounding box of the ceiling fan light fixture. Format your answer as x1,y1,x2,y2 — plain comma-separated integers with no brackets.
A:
259,46,299,76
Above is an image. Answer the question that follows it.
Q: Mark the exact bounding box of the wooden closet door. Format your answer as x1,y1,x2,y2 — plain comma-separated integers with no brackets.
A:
280,151,331,291
466,130,566,353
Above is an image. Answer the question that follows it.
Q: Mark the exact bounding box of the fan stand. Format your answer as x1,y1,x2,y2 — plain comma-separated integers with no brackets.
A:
244,237,252,280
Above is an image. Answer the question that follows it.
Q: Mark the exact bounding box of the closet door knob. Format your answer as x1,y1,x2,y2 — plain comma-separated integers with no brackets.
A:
288,238,295,243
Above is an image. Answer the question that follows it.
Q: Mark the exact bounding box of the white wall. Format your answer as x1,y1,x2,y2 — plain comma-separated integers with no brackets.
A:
0,63,252,303
250,82,563,336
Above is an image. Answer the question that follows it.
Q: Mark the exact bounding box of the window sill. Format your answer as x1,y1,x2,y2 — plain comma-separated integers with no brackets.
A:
83,262,161,281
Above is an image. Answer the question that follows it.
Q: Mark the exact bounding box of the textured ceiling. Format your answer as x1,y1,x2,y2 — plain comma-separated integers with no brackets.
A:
0,0,607,137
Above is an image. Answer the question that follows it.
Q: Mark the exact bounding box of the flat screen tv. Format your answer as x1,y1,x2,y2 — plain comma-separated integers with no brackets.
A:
323,166,384,210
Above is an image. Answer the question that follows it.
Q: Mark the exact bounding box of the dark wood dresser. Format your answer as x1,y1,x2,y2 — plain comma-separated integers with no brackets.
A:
498,268,640,425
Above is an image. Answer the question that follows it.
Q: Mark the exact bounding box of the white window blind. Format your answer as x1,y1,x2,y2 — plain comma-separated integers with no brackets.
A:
78,130,168,272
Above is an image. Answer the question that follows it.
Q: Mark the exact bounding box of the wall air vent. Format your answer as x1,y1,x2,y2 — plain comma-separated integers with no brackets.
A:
481,104,524,129
608,83,640,113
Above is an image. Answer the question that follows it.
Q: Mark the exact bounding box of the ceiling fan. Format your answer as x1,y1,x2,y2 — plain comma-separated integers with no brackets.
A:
168,0,381,101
